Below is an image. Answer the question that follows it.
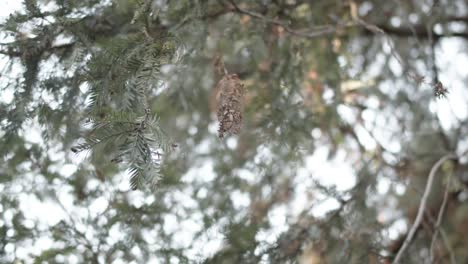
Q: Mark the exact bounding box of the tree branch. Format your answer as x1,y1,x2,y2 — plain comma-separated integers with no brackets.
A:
362,24,468,40
226,0,354,39
392,153,457,264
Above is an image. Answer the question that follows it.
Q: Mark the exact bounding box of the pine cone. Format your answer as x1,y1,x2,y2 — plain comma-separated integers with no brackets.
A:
216,74,244,138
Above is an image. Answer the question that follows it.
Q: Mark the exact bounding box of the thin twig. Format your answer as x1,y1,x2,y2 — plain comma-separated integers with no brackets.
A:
52,192,100,263
349,0,409,77
439,227,457,264
227,0,355,39
405,181,457,264
430,168,455,264
392,153,457,264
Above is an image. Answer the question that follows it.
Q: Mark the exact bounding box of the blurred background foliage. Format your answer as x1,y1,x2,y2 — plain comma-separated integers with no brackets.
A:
0,0,468,263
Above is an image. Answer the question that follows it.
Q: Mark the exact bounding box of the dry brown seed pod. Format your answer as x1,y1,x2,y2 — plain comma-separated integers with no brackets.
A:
216,74,244,138
433,81,448,98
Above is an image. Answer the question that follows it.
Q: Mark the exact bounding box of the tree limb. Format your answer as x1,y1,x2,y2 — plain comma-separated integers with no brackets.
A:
226,0,354,39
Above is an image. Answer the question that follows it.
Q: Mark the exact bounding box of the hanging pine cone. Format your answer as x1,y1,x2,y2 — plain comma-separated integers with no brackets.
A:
216,74,244,138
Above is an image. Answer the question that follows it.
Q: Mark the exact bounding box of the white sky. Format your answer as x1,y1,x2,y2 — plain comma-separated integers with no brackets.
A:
0,0,22,18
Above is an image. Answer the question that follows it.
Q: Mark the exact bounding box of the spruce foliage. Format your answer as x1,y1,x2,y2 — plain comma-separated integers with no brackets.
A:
1,0,468,263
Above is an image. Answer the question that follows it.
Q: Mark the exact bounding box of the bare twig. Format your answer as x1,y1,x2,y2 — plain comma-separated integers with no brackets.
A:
402,180,457,264
439,227,457,264
392,154,457,264
430,168,456,264
348,0,408,75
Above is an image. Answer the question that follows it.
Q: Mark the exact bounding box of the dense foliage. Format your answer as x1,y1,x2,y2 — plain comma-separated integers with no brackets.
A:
1,0,467,263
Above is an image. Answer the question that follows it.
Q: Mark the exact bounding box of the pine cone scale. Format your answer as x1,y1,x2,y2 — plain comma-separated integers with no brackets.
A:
216,74,244,138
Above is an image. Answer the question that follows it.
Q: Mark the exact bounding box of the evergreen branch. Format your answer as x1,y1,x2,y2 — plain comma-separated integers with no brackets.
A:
0,41,76,56
71,129,134,153
72,112,168,190
128,165,144,190
0,48,21,57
